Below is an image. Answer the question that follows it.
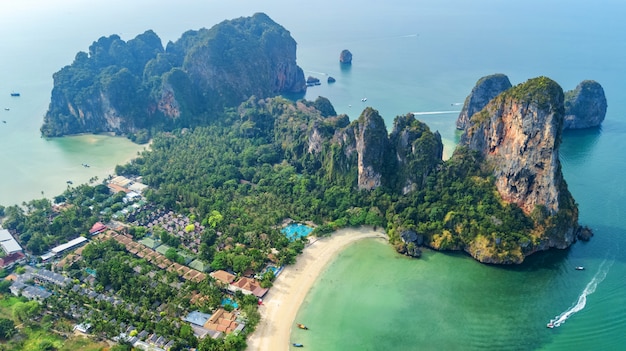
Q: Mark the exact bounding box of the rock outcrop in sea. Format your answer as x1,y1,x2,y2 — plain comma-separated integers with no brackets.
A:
460,76,580,262
563,80,607,129
41,13,306,139
456,73,511,130
340,49,352,64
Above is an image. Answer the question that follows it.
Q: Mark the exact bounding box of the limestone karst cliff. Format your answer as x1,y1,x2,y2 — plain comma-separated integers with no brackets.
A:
40,13,306,140
456,74,512,130
563,80,607,129
459,77,579,261
458,74,607,131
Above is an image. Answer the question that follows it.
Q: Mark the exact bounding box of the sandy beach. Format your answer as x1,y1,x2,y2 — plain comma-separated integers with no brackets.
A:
246,226,387,351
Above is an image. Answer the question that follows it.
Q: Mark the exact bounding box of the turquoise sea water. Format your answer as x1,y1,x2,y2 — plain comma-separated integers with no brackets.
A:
1,1,625,350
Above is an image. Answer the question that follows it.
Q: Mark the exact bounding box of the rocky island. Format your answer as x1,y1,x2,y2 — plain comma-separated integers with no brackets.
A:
339,49,352,64
563,80,607,129
40,13,306,142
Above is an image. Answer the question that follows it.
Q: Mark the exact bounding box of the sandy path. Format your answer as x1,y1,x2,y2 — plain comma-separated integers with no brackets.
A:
246,226,387,351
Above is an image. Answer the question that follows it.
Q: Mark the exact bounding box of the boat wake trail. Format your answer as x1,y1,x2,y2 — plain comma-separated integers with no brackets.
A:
412,110,460,115
548,258,614,328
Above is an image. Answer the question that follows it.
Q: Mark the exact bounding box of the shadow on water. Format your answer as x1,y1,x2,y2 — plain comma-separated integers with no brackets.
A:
560,126,602,163
339,62,352,74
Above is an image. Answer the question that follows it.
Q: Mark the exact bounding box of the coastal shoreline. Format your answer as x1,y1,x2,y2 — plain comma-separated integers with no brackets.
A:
246,226,387,351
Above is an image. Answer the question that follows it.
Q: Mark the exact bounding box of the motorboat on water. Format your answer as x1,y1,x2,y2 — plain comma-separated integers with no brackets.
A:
297,323,308,330
546,321,555,328
293,343,304,347
361,97,367,102
575,266,585,270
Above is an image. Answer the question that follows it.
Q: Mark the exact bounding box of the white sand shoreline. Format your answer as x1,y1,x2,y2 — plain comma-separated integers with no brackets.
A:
246,226,387,351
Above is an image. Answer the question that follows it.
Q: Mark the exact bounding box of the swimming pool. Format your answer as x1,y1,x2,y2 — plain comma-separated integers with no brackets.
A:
221,297,239,309
281,223,313,241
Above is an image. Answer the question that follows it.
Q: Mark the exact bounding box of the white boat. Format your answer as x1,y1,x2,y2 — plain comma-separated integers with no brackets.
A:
361,97,367,102
575,266,585,270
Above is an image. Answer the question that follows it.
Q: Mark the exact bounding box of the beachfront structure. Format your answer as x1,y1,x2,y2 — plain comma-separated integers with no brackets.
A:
128,182,148,194
109,175,149,194
203,308,244,335
0,228,22,254
110,176,133,188
228,277,268,298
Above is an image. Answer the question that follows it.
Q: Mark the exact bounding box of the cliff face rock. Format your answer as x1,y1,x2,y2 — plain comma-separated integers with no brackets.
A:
563,80,607,129
456,74,512,130
41,13,306,138
461,77,566,215
390,114,444,194
460,77,579,258
354,108,390,190
339,49,352,64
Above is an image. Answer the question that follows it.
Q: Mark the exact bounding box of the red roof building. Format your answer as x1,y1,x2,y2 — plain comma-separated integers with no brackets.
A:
0,251,25,268
89,222,107,235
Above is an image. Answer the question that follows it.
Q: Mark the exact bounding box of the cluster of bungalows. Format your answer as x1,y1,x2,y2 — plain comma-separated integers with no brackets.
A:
8,267,70,301
0,228,25,269
117,326,175,351
183,309,245,339
98,231,207,283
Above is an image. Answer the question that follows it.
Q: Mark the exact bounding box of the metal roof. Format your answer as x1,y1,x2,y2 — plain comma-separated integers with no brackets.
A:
51,236,88,254
0,229,13,241
0,239,22,254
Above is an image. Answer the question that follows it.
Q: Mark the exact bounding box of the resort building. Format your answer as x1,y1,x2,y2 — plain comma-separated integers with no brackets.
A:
89,222,107,235
203,308,244,335
228,277,268,298
33,268,71,287
0,228,22,255
41,236,89,261
210,270,236,285
0,251,26,269
10,282,52,300
109,175,149,194
52,236,89,256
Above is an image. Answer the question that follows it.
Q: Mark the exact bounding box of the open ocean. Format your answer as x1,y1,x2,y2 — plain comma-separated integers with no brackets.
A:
1,1,626,350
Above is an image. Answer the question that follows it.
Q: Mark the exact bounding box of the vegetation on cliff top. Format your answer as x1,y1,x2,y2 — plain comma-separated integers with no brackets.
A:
501,76,564,112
